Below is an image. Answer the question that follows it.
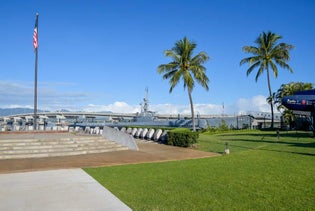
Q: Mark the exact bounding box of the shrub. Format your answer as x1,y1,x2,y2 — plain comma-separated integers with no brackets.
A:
167,130,199,147
218,119,229,131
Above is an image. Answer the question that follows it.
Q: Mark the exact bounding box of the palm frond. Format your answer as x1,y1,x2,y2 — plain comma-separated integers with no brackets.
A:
246,61,261,76
240,55,262,66
255,65,265,82
191,52,209,64
183,70,194,91
242,46,259,55
269,61,279,78
164,50,180,61
169,70,182,93
157,62,178,74
274,59,294,73
162,69,178,80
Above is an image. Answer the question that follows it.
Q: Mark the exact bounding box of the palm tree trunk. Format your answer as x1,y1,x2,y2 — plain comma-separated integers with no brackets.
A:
266,68,274,129
188,89,195,131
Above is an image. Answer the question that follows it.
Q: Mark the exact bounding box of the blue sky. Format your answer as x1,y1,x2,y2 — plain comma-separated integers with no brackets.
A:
0,0,314,115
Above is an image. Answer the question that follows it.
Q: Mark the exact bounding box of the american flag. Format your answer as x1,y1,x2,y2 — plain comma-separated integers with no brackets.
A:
33,15,38,50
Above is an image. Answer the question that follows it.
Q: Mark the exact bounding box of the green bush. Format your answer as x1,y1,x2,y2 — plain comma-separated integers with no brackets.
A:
218,119,229,131
204,119,236,134
167,130,199,147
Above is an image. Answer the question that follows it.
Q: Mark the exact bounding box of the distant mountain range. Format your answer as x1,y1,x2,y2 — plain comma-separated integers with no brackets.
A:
0,108,113,117
0,108,50,116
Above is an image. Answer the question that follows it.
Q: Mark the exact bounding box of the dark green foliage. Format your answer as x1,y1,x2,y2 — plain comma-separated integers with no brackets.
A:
167,130,199,147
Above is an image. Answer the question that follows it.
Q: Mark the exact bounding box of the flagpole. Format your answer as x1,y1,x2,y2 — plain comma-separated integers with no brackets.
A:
33,13,39,130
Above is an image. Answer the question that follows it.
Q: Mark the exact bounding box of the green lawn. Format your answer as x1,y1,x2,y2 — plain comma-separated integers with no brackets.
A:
84,130,315,210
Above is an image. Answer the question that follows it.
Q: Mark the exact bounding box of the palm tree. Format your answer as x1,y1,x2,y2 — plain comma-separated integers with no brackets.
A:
157,37,210,131
240,31,294,128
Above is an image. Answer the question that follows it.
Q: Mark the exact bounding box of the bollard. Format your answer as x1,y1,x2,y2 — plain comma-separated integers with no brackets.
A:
224,141,230,155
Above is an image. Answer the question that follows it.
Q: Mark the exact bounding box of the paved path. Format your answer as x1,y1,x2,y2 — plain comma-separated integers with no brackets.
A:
0,169,131,211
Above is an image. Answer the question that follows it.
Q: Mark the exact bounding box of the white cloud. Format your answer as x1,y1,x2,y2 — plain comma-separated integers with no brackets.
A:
234,95,270,114
5,104,33,109
149,103,223,115
83,102,140,113
0,80,271,115
78,95,270,115
1,99,270,116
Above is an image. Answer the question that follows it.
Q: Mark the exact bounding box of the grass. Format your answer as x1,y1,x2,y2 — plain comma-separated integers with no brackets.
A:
84,130,315,210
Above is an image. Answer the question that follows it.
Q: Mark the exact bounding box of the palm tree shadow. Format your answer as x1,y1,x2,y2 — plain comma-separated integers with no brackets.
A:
228,138,315,157
222,131,313,139
258,147,315,157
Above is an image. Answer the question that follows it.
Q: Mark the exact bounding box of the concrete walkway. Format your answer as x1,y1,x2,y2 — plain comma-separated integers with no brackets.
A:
0,169,131,211
0,133,219,210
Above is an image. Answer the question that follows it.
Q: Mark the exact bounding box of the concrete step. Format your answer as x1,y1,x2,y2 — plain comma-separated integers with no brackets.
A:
0,142,119,151
0,143,125,154
0,146,129,159
0,139,118,149
0,136,129,159
0,136,108,144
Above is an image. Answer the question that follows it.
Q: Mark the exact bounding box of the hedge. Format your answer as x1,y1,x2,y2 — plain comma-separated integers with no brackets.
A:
167,130,199,147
